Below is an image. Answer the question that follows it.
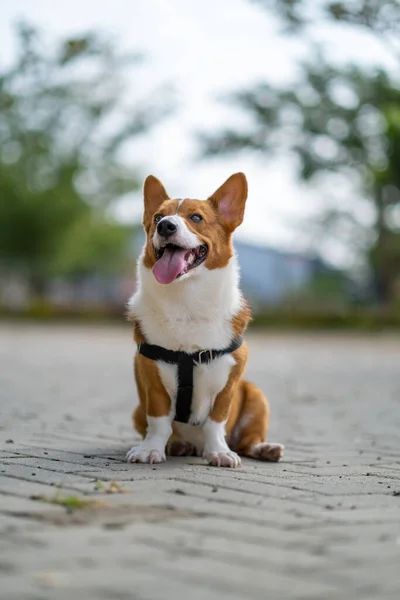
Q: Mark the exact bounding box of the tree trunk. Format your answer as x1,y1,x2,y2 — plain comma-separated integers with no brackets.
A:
373,191,394,305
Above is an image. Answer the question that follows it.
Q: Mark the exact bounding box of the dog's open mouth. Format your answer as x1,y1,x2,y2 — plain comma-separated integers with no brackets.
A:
153,243,208,284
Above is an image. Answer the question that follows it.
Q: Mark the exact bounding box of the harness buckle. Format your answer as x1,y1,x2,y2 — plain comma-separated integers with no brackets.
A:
198,349,213,363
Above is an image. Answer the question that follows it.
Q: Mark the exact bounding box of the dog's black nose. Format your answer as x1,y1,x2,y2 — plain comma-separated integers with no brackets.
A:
157,219,177,238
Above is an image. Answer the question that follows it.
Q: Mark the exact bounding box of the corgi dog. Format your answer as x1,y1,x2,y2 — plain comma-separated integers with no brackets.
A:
126,173,283,468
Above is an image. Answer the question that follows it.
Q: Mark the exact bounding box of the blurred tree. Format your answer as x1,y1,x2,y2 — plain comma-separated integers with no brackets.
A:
256,0,399,60
201,0,400,303
0,23,170,291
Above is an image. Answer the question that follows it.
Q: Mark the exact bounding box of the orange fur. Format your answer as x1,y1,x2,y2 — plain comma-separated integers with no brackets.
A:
134,353,171,418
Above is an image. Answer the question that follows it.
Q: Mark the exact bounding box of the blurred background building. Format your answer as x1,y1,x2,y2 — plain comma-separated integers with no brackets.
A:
1,0,399,319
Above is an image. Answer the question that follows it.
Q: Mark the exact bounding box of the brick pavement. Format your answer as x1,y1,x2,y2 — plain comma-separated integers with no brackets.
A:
0,324,399,599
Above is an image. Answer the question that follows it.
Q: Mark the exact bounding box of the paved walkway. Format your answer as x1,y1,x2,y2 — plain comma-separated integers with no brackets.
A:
1,324,400,599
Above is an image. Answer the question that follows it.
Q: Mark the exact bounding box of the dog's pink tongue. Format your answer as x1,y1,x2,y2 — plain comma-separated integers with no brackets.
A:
153,247,187,284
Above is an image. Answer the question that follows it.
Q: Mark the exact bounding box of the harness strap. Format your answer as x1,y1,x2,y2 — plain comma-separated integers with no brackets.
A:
137,337,243,423
176,353,195,423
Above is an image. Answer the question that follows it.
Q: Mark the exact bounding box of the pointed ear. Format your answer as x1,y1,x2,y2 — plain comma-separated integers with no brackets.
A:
143,175,169,224
208,173,248,232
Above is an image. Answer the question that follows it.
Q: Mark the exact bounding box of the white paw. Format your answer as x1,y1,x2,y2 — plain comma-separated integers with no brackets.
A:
204,450,241,468
126,446,166,464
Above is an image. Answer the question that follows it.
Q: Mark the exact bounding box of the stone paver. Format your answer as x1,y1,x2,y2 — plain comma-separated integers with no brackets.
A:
0,323,400,599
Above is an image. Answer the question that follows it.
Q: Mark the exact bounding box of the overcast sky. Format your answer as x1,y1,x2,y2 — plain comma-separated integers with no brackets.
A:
1,0,396,265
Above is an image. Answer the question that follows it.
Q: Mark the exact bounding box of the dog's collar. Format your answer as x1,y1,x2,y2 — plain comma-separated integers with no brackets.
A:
137,337,243,423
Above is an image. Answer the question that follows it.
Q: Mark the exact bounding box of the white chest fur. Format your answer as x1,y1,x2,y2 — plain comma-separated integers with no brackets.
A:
127,254,242,422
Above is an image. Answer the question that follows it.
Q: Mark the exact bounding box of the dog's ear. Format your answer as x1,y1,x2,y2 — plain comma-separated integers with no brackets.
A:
143,175,169,225
208,173,248,232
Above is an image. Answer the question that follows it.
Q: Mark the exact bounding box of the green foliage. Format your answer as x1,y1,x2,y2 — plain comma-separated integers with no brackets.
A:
254,0,400,57
54,217,132,277
201,0,400,303
284,270,349,309
0,23,170,287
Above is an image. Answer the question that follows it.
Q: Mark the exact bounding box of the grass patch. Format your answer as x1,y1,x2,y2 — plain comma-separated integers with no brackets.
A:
30,482,129,512
31,492,108,511
48,495,94,510
94,479,106,491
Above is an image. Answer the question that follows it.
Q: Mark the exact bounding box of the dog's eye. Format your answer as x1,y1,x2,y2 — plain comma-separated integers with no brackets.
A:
154,214,162,224
190,214,203,223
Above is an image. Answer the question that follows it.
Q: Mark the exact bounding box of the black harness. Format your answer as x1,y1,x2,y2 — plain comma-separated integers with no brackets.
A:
137,337,243,423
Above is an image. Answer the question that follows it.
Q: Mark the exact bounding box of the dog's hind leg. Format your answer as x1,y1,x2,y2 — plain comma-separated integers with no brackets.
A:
229,380,284,462
167,423,204,457
167,439,199,457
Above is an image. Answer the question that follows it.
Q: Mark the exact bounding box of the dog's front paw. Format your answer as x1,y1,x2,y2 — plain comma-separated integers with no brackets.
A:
204,450,241,468
126,445,166,464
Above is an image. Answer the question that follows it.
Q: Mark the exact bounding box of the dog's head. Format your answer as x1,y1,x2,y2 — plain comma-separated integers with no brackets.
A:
141,173,248,284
